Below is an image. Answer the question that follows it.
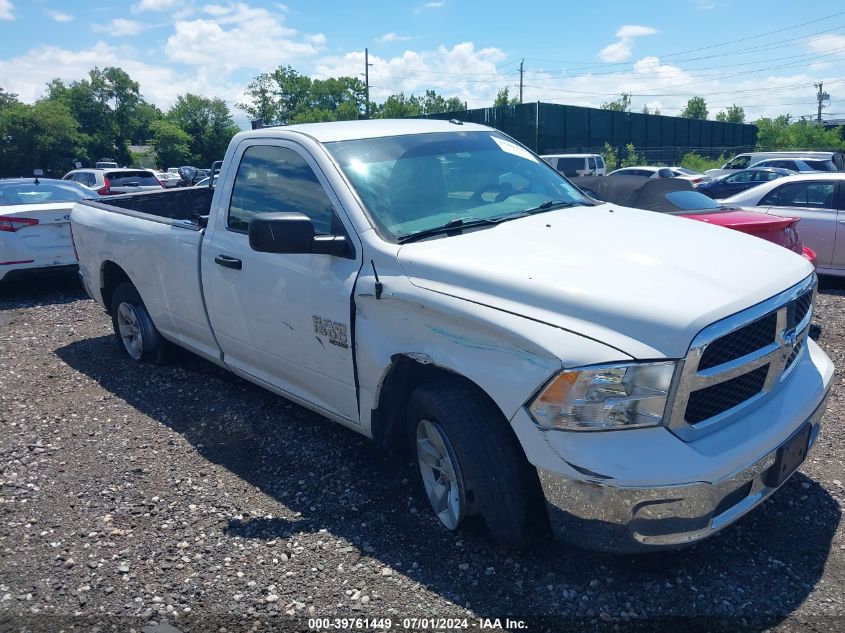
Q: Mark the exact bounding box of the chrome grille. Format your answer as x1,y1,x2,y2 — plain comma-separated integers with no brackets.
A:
668,275,816,441
698,313,777,371
686,364,769,424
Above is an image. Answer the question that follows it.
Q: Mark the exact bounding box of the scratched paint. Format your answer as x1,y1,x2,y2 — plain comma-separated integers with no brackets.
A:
427,325,549,369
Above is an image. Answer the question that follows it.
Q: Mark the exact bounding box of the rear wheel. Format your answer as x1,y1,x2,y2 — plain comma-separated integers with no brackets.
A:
110,282,170,364
407,379,548,549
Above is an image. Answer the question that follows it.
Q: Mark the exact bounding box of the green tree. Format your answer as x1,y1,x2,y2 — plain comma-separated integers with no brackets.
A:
715,104,745,123
756,115,843,150
167,93,239,166
377,93,421,118
0,86,18,110
419,90,463,115
601,93,632,112
601,142,618,170
680,96,708,120
238,66,367,125
680,151,728,173
150,119,192,168
44,67,161,165
641,104,661,115
493,87,519,107
0,100,86,177
620,143,643,167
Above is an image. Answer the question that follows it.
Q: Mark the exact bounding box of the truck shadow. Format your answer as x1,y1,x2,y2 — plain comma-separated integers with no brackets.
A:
55,334,840,630
0,270,84,309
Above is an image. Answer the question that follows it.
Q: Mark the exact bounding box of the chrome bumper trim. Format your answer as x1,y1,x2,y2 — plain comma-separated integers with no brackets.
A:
538,390,828,553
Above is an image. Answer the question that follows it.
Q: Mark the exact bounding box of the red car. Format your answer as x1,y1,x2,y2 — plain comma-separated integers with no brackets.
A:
575,175,816,266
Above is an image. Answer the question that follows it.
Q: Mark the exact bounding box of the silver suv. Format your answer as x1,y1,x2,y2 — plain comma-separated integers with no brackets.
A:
62,168,163,195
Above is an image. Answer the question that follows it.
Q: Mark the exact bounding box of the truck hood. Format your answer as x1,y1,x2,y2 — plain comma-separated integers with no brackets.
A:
397,204,813,360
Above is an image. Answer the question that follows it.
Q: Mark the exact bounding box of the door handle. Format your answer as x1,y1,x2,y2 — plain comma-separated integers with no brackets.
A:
214,254,242,270
839,220,845,225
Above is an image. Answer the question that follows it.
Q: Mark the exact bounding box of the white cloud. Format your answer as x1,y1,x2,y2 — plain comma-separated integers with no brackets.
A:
46,10,74,23
93,19,147,37
616,25,658,38
132,0,178,13
414,1,445,14
0,41,243,113
807,34,845,57
598,39,633,63
599,24,658,62
164,3,320,73
377,32,413,44
315,42,506,107
0,0,13,20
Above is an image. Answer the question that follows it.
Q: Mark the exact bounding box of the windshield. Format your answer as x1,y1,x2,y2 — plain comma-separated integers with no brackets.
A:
664,190,722,211
803,159,836,172
326,131,590,241
0,181,94,206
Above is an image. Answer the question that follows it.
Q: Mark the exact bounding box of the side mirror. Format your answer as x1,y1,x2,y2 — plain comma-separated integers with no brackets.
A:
248,212,350,257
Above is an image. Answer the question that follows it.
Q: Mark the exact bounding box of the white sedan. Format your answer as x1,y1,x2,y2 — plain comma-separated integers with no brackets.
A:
0,176,97,283
608,166,710,185
722,172,845,276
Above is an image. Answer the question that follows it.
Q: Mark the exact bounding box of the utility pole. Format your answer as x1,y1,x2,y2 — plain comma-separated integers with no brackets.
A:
364,48,371,119
815,82,830,123
519,58,524,104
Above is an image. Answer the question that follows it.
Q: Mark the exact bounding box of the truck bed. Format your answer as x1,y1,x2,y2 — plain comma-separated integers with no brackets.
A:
90,187,215,224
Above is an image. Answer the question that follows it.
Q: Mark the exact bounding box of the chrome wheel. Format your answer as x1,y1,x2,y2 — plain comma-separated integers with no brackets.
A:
116,302,144,360
416,419,465,530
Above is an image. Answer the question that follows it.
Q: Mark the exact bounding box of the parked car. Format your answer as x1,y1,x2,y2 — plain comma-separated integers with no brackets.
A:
750,157,837,173
193,176,218,187
155,171,182,188
576,175,815,265
63,168,164,195
668,167,711,185
0,175,97,283
70,119,831,553
608,166,709,183
705,151,845,179
697,167,795,199
95,159,119,169
722,173,845,276
540,154,606,177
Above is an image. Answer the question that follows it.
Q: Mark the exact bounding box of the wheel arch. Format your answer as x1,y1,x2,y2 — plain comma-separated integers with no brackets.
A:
100,260,133,315
370,353,511,455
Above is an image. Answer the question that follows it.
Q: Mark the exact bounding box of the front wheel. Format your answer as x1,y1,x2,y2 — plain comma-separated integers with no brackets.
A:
407,379,548,549
110,282,170,364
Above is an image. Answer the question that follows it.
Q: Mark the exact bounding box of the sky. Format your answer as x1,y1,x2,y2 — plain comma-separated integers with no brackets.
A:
1,0,845,127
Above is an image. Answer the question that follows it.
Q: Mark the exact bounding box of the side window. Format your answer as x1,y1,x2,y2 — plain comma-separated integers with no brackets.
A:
588,157,597,170
760,182,835,208
228,145,336,234
726,171,753,183
728,155,751,169
596,157,605,168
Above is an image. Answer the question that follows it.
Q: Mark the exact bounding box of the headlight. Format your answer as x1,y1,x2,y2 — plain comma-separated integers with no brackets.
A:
528,361,676,431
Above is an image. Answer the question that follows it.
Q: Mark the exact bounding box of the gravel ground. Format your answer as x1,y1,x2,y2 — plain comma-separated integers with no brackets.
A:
1,272,845,633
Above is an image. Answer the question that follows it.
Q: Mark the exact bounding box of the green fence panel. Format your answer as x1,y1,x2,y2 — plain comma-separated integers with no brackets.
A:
424,102,757,159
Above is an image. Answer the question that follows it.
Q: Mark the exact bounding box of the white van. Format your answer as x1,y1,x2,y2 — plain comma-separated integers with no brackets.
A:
705,151,845,178
541,153,606,177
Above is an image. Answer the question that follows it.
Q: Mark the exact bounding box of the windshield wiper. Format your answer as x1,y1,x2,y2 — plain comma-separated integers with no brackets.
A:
521,199,587,214
397,216,502,244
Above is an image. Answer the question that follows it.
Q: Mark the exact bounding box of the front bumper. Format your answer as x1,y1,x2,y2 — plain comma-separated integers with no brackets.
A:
514,339,833,553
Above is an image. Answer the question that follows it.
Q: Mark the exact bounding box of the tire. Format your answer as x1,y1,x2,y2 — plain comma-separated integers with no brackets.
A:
110,282,171,364
407,379,548,549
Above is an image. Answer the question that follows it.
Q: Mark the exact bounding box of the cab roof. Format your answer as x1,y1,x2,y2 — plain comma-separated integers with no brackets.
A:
236,118,495,144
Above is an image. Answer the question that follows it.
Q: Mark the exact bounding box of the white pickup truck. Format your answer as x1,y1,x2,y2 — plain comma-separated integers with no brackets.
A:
70,119,833,552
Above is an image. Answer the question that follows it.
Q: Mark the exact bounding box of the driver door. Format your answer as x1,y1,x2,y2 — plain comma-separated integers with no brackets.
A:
201,141,362,423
